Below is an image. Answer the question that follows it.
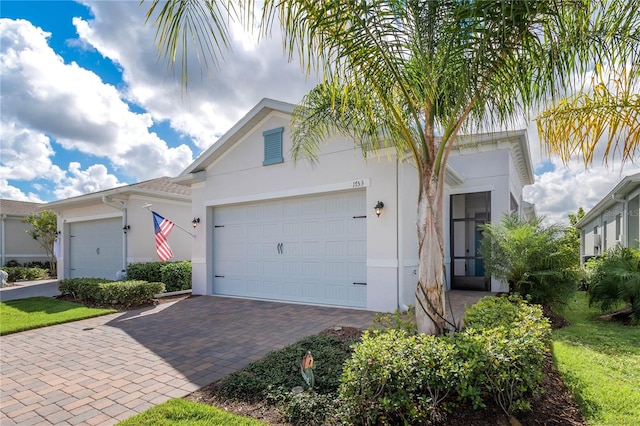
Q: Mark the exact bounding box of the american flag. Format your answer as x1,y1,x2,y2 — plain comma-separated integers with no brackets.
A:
152,211,175,262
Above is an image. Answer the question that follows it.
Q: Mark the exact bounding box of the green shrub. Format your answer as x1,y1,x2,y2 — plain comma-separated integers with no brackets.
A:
221,335,355,401
463,295,551,414
59,278,113,301
126,262,163,282
372,305,418,335
58,278,164,307
478,213,578,309
338,295,551,423
160,261,192,292
267,388,338,426
587,246,640,324
1,266,49,282
93,281,164,307
339,329,461,425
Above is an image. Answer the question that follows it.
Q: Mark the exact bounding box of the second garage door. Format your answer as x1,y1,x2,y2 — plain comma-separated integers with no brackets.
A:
212,191,367,308
69,218,123,279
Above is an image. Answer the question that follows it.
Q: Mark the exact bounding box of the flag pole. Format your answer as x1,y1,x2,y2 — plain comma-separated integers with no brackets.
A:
142,203,196,237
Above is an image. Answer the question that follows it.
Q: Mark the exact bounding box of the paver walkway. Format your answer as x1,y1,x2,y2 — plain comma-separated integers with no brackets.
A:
0,292,490,425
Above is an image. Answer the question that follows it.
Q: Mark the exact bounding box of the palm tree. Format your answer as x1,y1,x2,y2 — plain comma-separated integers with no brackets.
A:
143,0,640,335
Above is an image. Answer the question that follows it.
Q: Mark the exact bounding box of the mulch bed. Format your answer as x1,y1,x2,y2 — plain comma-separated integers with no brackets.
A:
185,322,586,426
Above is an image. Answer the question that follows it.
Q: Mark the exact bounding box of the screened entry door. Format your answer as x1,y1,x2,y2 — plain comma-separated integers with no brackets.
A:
450,192,491,290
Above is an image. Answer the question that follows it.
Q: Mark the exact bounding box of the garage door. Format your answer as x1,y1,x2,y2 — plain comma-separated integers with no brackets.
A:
69,218,123,279
212,191,367,308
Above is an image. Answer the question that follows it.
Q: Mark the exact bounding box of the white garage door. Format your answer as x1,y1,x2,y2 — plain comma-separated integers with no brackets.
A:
69,218,123,279
212,191,367,308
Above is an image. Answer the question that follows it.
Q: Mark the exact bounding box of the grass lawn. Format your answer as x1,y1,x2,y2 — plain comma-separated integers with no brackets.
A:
552,291,640,426
117,399,268,426
0,297,116,335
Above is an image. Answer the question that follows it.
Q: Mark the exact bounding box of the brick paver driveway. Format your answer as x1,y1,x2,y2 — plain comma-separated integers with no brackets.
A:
1,296,377,425
0,291,489,425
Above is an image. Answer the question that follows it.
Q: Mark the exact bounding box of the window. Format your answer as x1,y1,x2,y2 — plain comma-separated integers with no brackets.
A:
263,127,284,166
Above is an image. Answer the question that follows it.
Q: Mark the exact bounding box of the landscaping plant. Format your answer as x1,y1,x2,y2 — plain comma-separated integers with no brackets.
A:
478,213,579,309
338,296,551,424
586,246,640,324
59,278,165,307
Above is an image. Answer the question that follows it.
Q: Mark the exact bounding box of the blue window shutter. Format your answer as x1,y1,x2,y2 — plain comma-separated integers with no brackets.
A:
263,127,284,166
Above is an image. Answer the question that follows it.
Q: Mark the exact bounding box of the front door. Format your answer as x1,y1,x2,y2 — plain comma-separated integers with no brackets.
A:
450,192,491,290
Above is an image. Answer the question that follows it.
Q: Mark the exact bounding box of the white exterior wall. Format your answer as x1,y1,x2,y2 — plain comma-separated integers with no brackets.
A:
191,111,400,311
188,106,532,310
580,202,625,259
54,196,191,280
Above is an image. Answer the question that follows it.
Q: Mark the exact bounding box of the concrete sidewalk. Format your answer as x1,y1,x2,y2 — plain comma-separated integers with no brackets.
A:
0,279,60,302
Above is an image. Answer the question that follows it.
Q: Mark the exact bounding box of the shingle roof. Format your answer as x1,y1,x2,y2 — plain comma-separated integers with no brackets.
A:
0,199,44,216
131,176,191,197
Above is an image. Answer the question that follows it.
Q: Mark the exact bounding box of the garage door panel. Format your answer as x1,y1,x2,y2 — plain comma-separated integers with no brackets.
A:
283,261,300,275
69,218,122,279
326,241,345,256
302,241,321,257
213,190,366,308
325,262,346,277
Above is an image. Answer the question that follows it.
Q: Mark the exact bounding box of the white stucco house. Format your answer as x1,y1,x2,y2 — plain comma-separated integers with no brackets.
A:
0,199,50,267
175,98,535,312
46,177,192,280
577,172,640,263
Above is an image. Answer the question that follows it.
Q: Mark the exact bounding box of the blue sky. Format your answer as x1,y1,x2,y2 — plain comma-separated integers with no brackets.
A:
1,0,638,225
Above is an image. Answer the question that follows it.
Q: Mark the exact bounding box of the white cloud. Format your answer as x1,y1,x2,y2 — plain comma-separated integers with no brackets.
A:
0,17,194,185
0,120,64,182
0,179,44,202
75,0,317,149
524,158,640,225
53,162,125,199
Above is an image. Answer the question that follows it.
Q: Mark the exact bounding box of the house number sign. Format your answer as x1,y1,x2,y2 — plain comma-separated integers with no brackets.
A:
352,179,366,188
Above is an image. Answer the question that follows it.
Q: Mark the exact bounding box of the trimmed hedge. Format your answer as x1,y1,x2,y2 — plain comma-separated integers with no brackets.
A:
338,295,551,424
126,261,191,292
1,266,49,283
160,261,191,292
126,262,163,283
59,278,164,307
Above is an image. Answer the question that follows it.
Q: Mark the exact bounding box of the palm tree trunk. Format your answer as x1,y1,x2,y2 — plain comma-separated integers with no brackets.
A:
415,175,447,335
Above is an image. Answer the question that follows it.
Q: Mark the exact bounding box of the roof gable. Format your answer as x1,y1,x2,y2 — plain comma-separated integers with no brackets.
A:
177,98,295,181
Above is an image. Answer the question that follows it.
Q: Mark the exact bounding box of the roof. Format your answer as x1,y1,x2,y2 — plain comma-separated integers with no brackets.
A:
45,176,191,210
175,98,534,187
576,172,640,228
0,199,44,216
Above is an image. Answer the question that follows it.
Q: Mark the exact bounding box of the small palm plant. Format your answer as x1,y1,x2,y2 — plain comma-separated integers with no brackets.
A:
478,213,579,309
587,246,640,324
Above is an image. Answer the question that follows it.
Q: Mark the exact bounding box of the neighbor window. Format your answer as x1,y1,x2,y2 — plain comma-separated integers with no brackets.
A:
263,127,284,166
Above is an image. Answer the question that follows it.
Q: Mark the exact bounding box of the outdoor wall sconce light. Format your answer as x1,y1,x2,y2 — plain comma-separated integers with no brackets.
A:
192,217,200,228
375,201,384,217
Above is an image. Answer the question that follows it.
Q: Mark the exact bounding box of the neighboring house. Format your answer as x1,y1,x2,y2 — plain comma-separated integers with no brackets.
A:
174,98,535,312
577,172,640,264
0,199,49,267
46,177,192,280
